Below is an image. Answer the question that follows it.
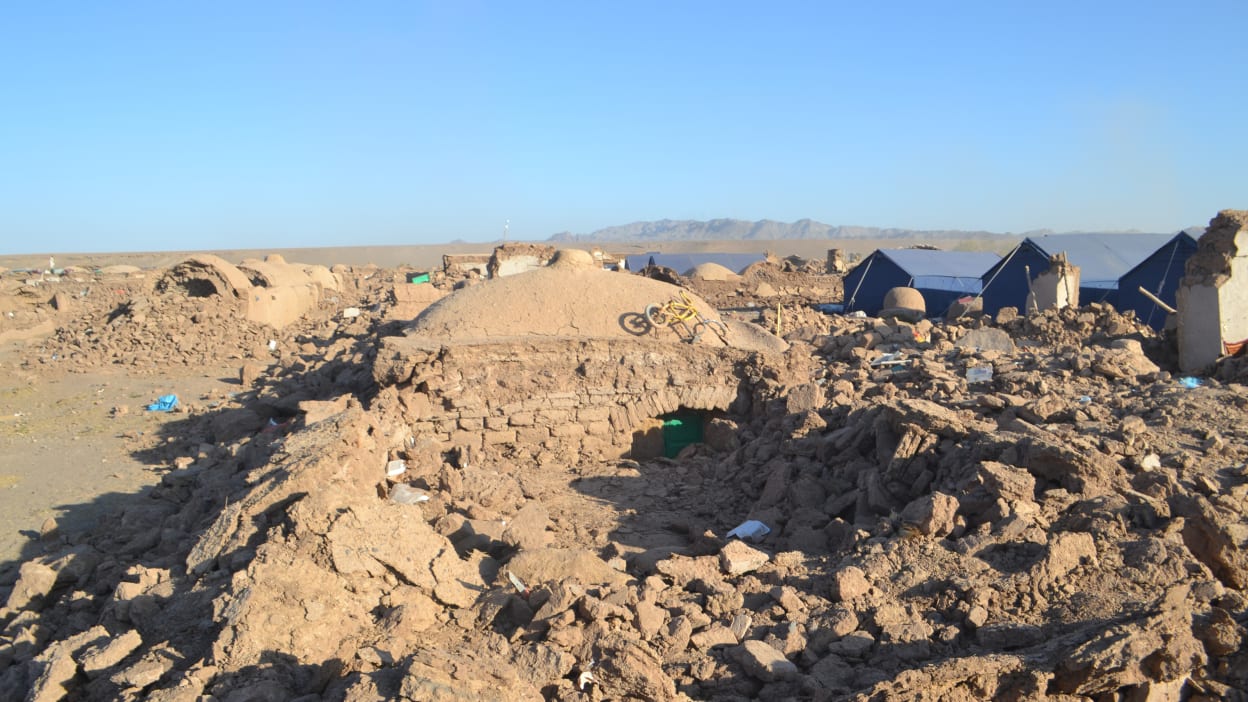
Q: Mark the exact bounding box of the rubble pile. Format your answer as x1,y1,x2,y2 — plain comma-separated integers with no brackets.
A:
687,257,844,311
0,268,150,346
20,261,395,373
1,249,1247,701
992,301,1162,350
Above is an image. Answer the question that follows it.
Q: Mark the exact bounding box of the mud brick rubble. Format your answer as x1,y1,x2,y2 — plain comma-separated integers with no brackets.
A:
1,247,1247,702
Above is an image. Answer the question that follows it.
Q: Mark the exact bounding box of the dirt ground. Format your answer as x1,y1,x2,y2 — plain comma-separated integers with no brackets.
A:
0,360,239,564
1,230,1247,702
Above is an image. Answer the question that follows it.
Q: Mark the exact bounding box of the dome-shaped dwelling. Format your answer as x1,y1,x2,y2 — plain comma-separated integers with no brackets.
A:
373,249,787,462
157,254,341,329
686,262,741,281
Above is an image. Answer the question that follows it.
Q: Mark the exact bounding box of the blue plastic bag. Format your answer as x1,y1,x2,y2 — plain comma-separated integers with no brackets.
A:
146,394,179,412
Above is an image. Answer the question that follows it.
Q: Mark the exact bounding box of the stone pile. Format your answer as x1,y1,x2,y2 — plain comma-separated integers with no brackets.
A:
19,261,394,373
0,268,150,349
1,257,1246,701
686,257,844,311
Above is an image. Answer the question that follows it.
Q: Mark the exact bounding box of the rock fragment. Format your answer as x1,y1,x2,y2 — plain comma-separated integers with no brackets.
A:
734,640,798,682
719,540,770,575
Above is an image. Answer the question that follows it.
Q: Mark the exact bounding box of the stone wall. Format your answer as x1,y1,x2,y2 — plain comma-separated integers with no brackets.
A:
373,336,756,461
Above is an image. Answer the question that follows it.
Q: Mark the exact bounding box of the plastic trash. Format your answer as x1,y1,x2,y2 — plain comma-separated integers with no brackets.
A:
146,394,179,412
727,520,771,542
870,352,906,367
577,669,596,691
389,484,430,505
267,339,278,352
966,366,993,384
385,459,407,478
1179,376,1201,389
342,307,361,319
260,417,294,434
1078,396,1092,404
507,571,529,597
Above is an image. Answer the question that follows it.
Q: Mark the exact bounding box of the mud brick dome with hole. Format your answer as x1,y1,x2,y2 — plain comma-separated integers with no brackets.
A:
373,249,789,461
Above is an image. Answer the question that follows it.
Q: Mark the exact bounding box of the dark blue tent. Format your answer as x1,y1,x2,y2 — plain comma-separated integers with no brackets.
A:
1117,231,1199,329
623,252,767,275
979,233,1175,316
842,249,1001,317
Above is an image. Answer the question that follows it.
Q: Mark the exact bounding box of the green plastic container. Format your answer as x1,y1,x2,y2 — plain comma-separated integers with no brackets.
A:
407,272,431,284
661,411,704,458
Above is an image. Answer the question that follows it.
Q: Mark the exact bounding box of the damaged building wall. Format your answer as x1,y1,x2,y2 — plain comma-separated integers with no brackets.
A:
238,254,341,291
159,254,253,299
1025,253,1080,313
1178,209,1248,372
826,248,847,274
442,244,563,279
488,243,557,278
441,253,491,278
158,254,341,329
373,336,753,460
387,280,447,321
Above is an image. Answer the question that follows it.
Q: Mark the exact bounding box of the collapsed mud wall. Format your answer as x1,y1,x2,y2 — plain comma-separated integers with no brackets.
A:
373,336,756,460
1178,209,1248,372
157,254,342,329
441,244,616,280
1027,252,1079,312
158,255,251,299
386,281,447,321
487,244,557,278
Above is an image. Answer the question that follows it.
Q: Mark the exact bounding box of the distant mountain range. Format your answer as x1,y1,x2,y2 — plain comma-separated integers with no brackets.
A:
547,218,1033,242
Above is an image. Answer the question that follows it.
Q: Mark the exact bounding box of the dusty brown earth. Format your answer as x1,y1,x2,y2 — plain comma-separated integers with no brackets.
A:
1,240,1246,702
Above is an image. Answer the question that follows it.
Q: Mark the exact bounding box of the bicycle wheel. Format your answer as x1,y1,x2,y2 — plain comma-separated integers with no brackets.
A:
690,318,728,344
644,303,670,327
701,318,729,340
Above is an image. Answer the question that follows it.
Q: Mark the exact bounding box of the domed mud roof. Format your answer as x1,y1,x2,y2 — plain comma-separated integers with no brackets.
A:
409,249,785,352
686,262,741,281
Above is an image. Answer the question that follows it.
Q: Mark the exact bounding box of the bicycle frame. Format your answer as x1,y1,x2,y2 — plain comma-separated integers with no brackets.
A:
644,290,728,344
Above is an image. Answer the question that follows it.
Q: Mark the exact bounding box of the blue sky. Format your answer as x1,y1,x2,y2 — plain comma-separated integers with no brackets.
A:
1,1,1244,253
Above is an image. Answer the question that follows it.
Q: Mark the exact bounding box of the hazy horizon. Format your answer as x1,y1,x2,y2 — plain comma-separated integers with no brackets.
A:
0,216,1192,259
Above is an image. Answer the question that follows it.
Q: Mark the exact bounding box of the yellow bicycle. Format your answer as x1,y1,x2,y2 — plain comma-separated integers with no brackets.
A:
644,290,729,344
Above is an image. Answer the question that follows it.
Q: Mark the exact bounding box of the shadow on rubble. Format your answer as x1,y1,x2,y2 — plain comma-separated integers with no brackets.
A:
569,451,758,555
0,323,396,698
206,650,346,699
553,396,1105,698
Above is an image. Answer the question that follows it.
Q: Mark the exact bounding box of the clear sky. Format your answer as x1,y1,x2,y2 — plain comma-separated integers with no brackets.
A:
1,1,1244,253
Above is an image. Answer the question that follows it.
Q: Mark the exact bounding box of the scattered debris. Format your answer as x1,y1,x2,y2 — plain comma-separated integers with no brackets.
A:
3,238,1248,701
966,366,993,383
726,519,771,542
